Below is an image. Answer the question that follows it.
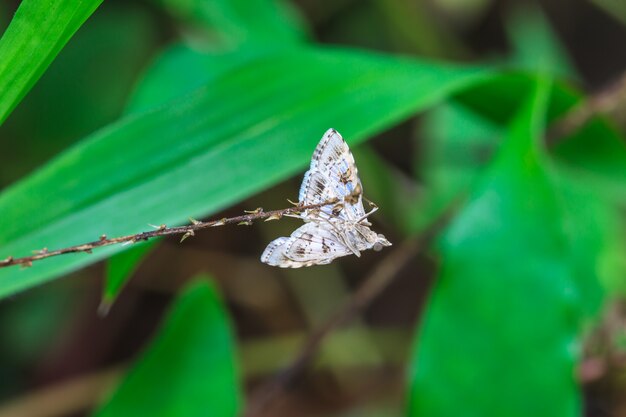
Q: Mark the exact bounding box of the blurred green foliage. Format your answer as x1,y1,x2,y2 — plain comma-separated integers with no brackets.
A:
0,0,625,416
0,0,103,124
0,3,160,186
103,240,158,310
0,47,489,299
410,81,584,416
94,278,240,417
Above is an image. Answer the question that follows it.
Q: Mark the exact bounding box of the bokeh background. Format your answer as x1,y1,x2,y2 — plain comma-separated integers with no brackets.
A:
0,0,625,416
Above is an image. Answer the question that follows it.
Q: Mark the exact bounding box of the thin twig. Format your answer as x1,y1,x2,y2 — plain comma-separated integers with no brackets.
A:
548,71,626,143
0,199,339,269
244,205,456,417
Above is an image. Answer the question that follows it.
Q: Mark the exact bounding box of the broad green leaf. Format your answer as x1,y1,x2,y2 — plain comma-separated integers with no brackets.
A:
553,117,626,204
0,47,492,300
454,73,579,126
455,75,626,202
125,44,266,113
102,240,158,309
94,278,240,417
503,5,624,205
152,0,307,48
408,81,587,416
415,102,502,231
0,0,103,125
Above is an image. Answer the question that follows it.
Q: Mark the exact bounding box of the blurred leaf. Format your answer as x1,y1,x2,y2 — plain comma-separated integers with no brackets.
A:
553,117,626,204
454,73,579,125
0,282,76,362
506,5,577,78
0,4,159,186
409,81,586,416
153,0,308,48
352,146,421,234
551,123,626,303
0,47,491,300
553,172,617,312
415,103,501,231
125,44,266,113
590,0,626,25
94,278,240,417
372,0,466,58
455,75,626,203
102,240,158,309
0,0,103,125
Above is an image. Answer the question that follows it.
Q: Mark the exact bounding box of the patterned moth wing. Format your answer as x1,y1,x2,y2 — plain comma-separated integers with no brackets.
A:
341,222,392,256
260,222,353,268
260,128,391,268
298,129,366,221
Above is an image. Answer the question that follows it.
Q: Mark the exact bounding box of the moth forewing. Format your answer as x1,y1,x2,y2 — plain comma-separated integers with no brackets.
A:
260,128,391,268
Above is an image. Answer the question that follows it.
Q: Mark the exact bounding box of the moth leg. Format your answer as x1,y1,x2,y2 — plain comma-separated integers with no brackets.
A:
317,217,362,257
357,205,378,225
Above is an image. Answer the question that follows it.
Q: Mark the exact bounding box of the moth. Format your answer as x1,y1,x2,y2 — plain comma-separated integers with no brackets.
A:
261,128,391,268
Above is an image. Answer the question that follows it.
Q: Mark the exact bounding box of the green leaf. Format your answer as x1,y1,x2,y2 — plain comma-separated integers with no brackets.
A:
0,47,492,300
125,44,266,113
0,4,159,186
506,5,576,78
0,0,103,125
415,102,502,231
553,117,626,204
102,240,158,310
455,75,626,203
352,146,421,234
153,0,307,48
408,80,587,416
93,277,240,417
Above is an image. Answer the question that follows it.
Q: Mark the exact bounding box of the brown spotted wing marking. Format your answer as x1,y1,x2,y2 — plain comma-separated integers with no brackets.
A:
261,129,391,268
260,222,352,268
298,128,366,221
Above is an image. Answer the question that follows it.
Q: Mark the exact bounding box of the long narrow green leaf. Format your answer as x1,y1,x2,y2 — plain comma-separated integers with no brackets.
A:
0,0,103,125
125,45,266,113
408,80,587,416
94,278,240,417
0,47,492,300
102,240,158,309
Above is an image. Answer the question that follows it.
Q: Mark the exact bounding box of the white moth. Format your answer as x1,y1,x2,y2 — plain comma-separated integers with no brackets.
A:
261,128,391,268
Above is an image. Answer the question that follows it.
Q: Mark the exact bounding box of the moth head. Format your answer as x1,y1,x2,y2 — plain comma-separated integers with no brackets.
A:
373,234,391,251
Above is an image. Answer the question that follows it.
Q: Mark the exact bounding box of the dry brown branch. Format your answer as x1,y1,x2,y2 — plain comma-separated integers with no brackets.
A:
0,199,339,269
